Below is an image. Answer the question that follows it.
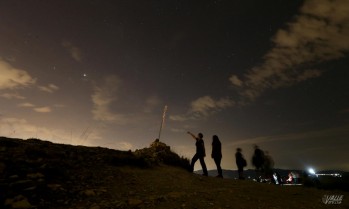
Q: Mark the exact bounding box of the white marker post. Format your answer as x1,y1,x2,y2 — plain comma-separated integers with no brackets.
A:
158,105,168,141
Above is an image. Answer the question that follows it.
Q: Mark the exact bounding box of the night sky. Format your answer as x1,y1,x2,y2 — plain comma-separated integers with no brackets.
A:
1,0,348,171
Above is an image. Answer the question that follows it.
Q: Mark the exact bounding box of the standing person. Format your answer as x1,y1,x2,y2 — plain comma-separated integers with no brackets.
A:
187,131,208,176
263,151,274,179
252,145,265,182
235,148,246,179
211,135,223,178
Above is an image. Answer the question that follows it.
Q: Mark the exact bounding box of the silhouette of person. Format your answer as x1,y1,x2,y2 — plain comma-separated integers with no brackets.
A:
286,172,294,184
235,148,246,179
211,135,223,178
272,171,282,185
252,145,265,181
263,151,274,179
187,131,208,176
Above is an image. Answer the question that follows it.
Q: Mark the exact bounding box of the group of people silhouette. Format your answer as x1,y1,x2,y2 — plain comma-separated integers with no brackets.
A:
187,131,274,180
187,131,223,177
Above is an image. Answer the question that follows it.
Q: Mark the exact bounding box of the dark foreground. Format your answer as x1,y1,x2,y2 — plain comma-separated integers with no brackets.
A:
1,137,348,209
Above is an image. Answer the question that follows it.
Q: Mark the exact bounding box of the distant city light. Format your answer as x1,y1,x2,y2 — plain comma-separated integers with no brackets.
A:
308,168,316,175
317,173,342,178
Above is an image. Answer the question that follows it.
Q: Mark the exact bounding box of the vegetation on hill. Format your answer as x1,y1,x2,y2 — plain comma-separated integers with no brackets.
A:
0,137,190,208
134,139,190,170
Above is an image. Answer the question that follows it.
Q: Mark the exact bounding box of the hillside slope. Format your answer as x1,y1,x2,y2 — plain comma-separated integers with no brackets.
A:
1,137,348,209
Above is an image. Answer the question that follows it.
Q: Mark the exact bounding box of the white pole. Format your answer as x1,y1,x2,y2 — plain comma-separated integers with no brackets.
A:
158,105,168,140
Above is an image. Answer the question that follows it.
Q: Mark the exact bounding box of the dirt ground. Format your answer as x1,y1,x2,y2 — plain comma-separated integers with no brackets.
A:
99,166,349,209
1,137,348,209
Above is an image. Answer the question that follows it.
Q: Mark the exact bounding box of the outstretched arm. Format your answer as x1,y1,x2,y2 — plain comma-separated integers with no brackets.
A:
187,131,197,140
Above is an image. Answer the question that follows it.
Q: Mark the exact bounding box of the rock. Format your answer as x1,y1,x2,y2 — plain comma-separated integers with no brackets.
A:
47,184,63,191
167,191,185,199
27,172,44,179
4,198,13,206
4,195,32,209
9,175,19,179
98,188,107,194
83,189,96,196
112,200,126,208
37,178,45,183
11,180,36,191
128,198,143,206
23,186,37,191
147,195,167,203
11,199,32,209
89,203,101,209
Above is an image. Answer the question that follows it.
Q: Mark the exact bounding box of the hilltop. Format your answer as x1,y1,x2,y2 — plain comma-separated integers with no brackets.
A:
1,137,348,209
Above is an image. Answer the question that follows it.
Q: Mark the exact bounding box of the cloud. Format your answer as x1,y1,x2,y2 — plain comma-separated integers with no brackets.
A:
230,0,349,100
0,117,102,146
62,41,83,62
33,106,52,113
190,96,234,116
170,96,234,121
0,59,36,89
0,92,26,100
38,84,59,93
18,102,35,107
169,114,189,122
91,75,127,123
18,103,52,113
229,75,243,87
17,102,53,113
0,117,32,137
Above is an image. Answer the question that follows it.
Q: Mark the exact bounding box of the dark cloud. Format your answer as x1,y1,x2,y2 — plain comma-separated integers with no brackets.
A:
231,0,349,100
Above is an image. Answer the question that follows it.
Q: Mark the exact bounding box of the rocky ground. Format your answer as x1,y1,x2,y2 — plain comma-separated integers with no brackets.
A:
1,137,348,209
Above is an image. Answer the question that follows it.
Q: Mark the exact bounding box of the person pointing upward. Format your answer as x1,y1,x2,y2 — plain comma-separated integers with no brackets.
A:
187,131,208,176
